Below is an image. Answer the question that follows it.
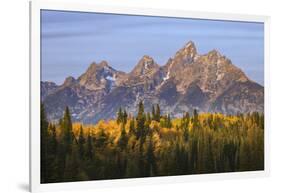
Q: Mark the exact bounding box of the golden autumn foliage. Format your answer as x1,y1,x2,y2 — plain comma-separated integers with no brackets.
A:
41,103,264,183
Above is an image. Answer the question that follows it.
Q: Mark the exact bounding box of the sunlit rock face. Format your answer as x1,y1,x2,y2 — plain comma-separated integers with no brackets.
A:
41,41,264,123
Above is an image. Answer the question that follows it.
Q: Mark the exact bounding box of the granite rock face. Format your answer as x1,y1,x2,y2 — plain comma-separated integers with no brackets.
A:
41,41,264,123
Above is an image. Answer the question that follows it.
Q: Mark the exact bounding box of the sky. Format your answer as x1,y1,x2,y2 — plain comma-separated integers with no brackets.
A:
41,10,264,85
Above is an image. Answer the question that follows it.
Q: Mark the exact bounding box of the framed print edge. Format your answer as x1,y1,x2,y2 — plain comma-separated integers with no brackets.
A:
264,16,271,178
30,1,41,192
29,0,271,192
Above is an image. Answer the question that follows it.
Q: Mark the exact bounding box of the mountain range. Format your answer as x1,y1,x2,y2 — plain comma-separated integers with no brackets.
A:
41,41,264,123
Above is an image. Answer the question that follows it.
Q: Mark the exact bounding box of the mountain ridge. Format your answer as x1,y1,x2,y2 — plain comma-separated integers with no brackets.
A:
41,41,264,123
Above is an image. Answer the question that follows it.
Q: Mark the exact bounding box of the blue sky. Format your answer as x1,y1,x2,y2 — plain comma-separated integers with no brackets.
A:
41,10,264,85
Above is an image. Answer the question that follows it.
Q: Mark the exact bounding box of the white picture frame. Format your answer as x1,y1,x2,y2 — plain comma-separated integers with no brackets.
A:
29,0,271,192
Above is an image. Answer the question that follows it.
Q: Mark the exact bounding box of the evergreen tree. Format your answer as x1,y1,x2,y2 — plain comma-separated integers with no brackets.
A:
167,114,172,128
174,141,189,174
145,136,157,176
155,104,161,122
136,101,146,140
63,141,88,181
85,133,94,160
190,138,199,172
146,112,152,124
182,112,190,129
223,141,238,172
118,126,128,150
40,103,49,183
192,109,200,130
129,118,136,135
45,123,59,182
49,123,57,156
117,107,123,125
183,127,189,142
40,98,265,182
123,109,128,125
181,112,190,142
159,114,172,128
62,106,73,154
136,101,147,177
95,128,108,148
152,105,156,121
78,125,86,159
193,109,198,122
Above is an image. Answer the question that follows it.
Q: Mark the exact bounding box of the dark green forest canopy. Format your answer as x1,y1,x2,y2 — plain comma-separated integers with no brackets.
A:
40,103,264,183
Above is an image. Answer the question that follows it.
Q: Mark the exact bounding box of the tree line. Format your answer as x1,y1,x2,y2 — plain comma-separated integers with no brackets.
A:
41,102,264,183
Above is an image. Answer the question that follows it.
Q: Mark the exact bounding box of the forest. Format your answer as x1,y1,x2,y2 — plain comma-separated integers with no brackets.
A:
40,102,264,183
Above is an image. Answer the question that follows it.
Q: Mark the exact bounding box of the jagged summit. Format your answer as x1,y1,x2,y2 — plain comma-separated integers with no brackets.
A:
77,60,125,91
184,41,197,51
137,55,156,66
129,55,159,77
205,49,222,62
207,49,221,56
42,40,264,123
167,41,198,69
141,55,153,60
176,41,197,58
63,76,76,87
86,60,110,72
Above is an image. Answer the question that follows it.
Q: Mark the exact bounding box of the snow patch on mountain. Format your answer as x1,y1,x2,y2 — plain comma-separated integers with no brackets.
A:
163,71,170,81
163,62,173,81
105,75,116,82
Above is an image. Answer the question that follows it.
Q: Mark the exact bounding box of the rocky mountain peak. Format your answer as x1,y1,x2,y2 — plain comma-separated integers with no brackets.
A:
42,40,264,123
184,41,197,52
166,41,198,74
78,60,120,90
130,55,159,76
206,49,222,62
86,61,110,73
162,42,251,97
207,49,221,57
142,55,153,61
176,41,197,58
139,55,157,68
99,60,109,67
63,76,77,87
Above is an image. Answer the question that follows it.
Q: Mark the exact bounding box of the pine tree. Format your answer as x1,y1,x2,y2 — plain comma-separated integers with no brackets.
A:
45,123,59,182
136,101,146,140
183,126,189,142
40,103,49,183
174,141,189,174
62,106,73,154
193,109,198,122
49,123,57,155
96,128,108,148
155,104,161,122
78,125,86,159
117,107,123,125
123,109,128,125
118,125,128,150
152,105,156,121
190,138,199,172
145,136,157,176
85,133,94,160
182,112,190,129
192,109,200,130
63,140,88,181
146,112,151,124
181,112,190,142
129,118,136,135
167,114,172,128
136,101,147,177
